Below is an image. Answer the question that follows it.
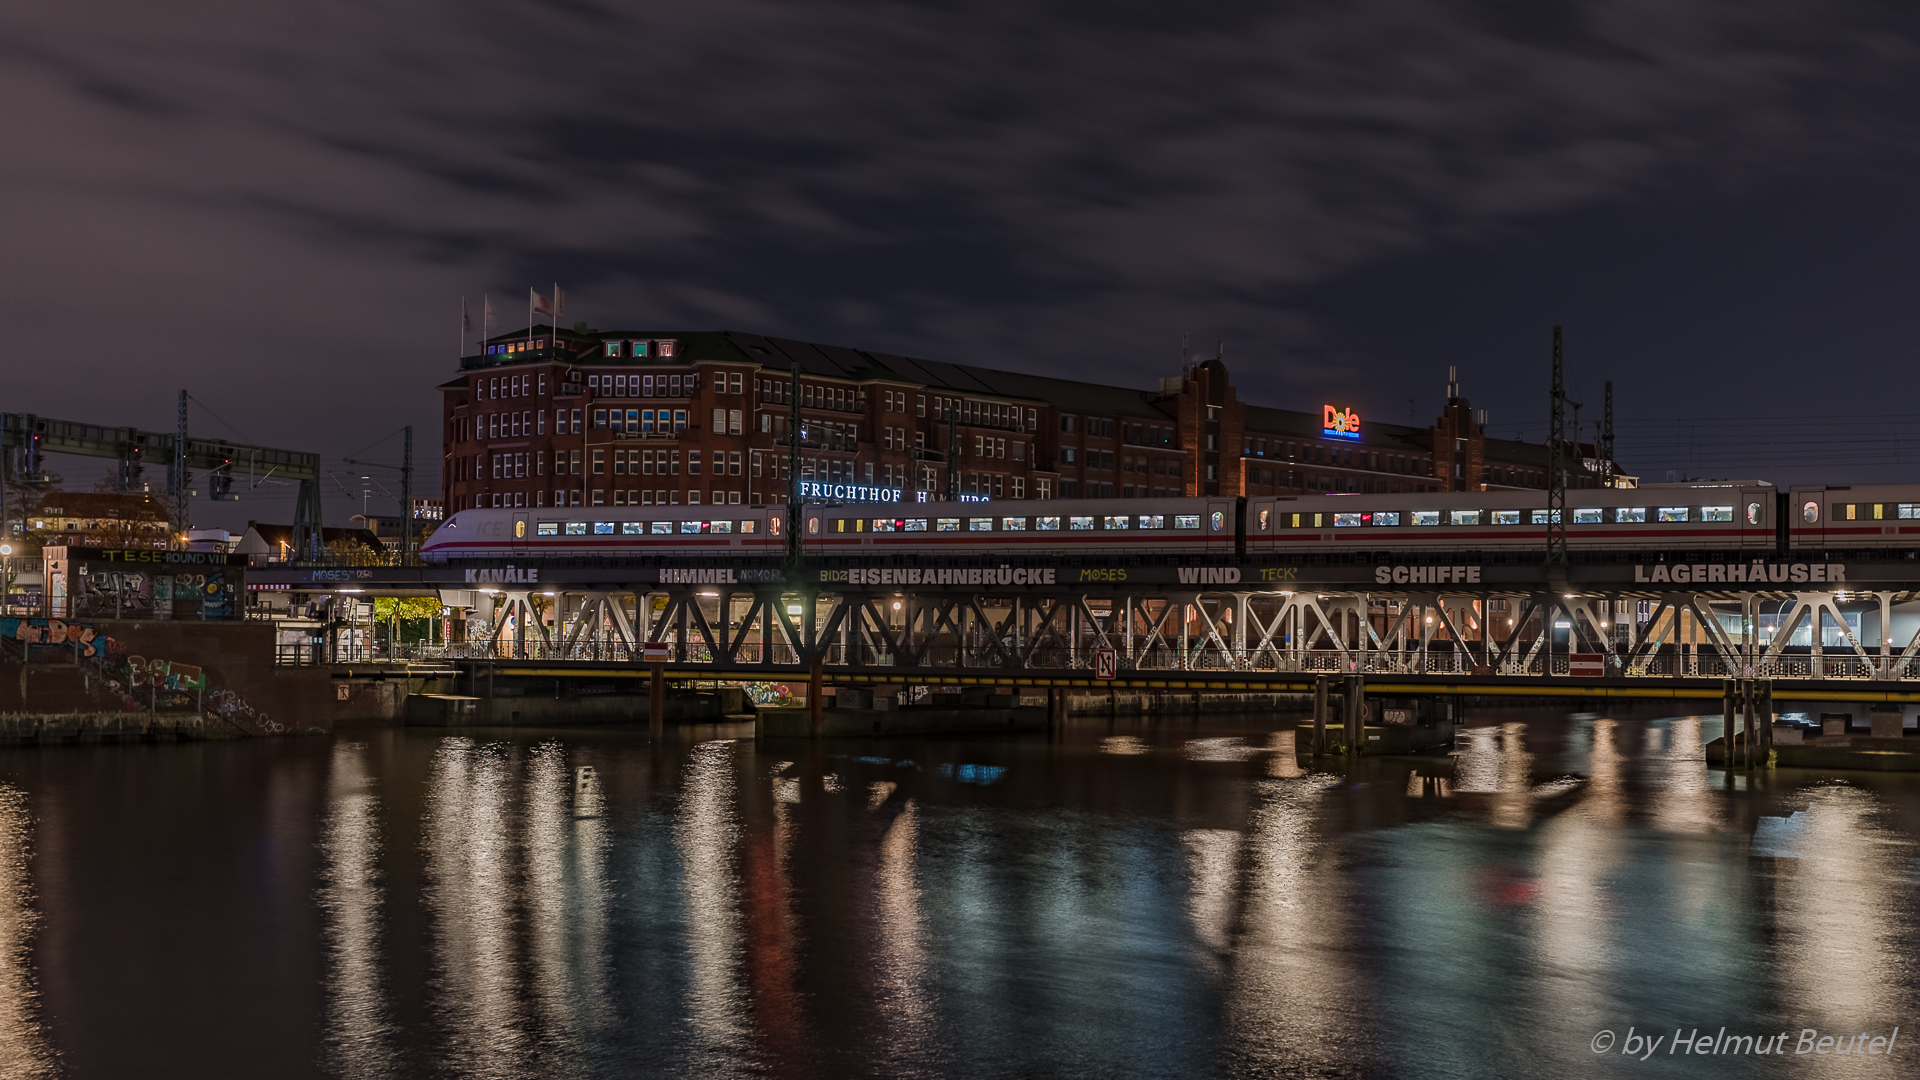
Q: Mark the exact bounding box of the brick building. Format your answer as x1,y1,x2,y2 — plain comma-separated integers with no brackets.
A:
440,328,1616,513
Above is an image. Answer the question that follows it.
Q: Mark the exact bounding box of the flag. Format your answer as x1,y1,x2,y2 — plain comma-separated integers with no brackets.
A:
531,288,554,318
483,294,496,337
554,285,566,324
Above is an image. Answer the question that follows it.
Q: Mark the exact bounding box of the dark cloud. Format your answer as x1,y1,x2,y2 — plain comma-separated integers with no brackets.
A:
3,0,1917,523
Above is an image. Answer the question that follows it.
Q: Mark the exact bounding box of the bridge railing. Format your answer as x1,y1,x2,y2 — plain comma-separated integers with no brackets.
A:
271,638,1920,683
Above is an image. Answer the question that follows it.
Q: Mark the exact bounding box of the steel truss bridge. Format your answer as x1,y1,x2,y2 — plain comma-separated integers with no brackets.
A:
260,550,1920,690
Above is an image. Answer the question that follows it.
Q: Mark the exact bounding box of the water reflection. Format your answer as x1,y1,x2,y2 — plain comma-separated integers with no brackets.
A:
0,784,53,1080
1223,775,1360,1076
318,743,398,1079
422,737,530,1078
17,711,1920,1078
676,739,752,1074
1767,786,1911,1036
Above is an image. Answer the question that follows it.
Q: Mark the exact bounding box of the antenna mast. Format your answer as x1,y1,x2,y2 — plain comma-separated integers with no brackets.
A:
1599,380,1615,488
1547,328,1568,568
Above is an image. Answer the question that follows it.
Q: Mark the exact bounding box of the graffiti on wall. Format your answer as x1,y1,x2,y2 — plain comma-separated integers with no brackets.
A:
1,618,105,657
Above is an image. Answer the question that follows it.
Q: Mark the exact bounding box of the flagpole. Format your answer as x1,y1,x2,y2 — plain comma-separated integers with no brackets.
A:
461,296,468,359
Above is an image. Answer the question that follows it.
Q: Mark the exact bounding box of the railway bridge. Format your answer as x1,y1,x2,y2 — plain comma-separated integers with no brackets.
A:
255,548,1920,698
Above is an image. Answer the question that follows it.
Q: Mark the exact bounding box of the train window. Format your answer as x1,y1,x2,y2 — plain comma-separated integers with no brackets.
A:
1901,505,1920,519
712,521,733,534
741,520,757,534
1701,506,1733,522
1450,510,1480,525
1657,507,1689,522
565,522,588,535
1105,516,1130,530
769,516,781,536
1003,517,1027,531
622,522,644,535
1140,515,1165,529
1036,516,1060,531
1175,515,1199,530
1207,512,1222,531
937,518,960,531
591,522,613,534
871,519,896,532
969,518,994,531
1071,516,1095,530
1616,508,1646,523
1491,510,1519,525
1412,511,1439,526
1288,514,1300,528
1572,509,1602,524
515,520,527,538
1802,502,1819,523
1841,503,1856,521
681,521,706,533
1874,503,1885,520
1374,512,1401,526
904,519,928,532
1333,513,1363,527
652,521,673,534
536,522,559,536
1745,503,1763,525
1256,510,1270,531
1530,509,1560,524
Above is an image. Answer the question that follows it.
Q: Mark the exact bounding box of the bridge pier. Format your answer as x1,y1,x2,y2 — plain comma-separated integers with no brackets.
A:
808,658,823,736
1312,675,1329,755
649,662,664,738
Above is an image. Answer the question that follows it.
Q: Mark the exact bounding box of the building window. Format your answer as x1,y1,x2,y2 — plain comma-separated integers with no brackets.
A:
729,451,742,476
729,409,742,435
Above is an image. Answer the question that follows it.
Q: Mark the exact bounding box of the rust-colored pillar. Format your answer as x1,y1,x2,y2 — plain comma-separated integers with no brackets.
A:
650,662,665,738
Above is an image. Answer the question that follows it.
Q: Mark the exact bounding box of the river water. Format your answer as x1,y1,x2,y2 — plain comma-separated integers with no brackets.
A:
0,708,1915,1079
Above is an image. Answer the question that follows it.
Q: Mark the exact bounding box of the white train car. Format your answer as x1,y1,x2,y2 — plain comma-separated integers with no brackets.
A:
1786,484,1920,551
1247,482,1778,554
802,498,1237,557
421,504,787,561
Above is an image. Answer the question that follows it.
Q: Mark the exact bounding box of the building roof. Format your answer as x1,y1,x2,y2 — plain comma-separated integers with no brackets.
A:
233,523,384,556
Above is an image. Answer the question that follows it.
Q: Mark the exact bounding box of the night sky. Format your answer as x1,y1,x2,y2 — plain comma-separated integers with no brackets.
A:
7,1,1919,527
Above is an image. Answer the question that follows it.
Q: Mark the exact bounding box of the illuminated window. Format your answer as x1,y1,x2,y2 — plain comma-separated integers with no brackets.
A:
1617,507,1646,522
1003,517,1026,531
1803,501,1819,523
1333,513,1363,527
1450,510,1480,525
1701,506,1733,522
564,522,588,535
651,521,672,534
969,518,994,531
622,522,643,534
1413,511,1440,526
1571,508,1603,524
904,519,928,532
1490,510,1519,525
536,522,559,536
937,519,959,532
1530,509,1561,524
1104,515,1130,529
1657,507,1689,522
1375,511,1402,526
1070,516,1095,531
1036,516,1060,531
1174,515,1200,530
1140,515,1165,529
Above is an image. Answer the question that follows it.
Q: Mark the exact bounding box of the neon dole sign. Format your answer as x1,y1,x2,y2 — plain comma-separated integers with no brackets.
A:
1322,405,1361,439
